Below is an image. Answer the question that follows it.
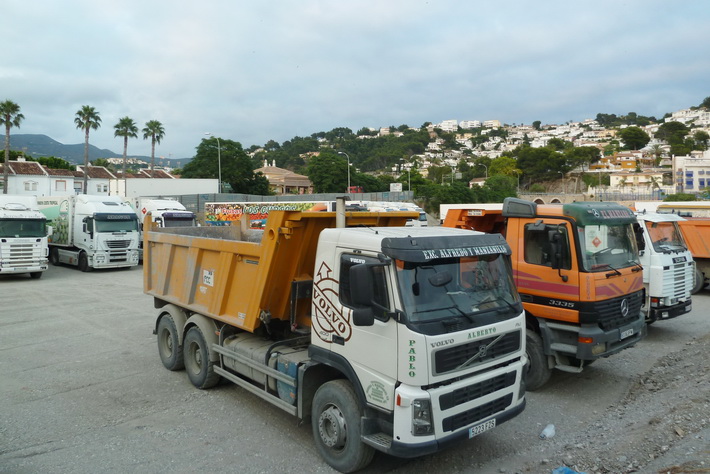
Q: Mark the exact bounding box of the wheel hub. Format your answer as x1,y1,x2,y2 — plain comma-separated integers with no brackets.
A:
318,406,347,449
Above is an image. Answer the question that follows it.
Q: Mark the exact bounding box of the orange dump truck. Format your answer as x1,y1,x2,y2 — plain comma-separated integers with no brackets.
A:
144,204,526,472
443,197,646,390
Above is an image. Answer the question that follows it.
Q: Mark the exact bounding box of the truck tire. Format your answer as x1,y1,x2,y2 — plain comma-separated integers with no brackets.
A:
525,329,552,391
157,315,184,371
311,379,375,473
692,268,705,294
30,272,43,279
49,248,59,266
183,326,220,389
78,253,92,272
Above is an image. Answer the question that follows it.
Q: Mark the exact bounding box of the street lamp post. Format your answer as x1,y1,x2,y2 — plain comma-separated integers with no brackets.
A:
205,132,221,193
481,163,488,180
338,151,350,193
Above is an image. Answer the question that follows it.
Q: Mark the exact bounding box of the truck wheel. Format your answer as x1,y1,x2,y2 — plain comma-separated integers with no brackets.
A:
49,248,59,266
525,329,552,391
183,326,220,389
78,253,92,272
157,315,184,371
311,379,374,473
691,268,705,294
29,272,43,279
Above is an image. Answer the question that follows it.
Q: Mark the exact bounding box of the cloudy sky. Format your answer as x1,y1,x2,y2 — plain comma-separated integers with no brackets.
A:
3,1,709,159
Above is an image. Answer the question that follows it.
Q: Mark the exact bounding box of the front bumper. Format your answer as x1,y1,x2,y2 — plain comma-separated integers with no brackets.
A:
646,299,692,323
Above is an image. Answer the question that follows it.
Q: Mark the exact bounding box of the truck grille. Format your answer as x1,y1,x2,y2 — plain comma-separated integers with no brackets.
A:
439,371,517,410
1,242,42,266
442,394,513,432
665,261,691,298
434,331,521,375
106,240,131,249
595,291,643,331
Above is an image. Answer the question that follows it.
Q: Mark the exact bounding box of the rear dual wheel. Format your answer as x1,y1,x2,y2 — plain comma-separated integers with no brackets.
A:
184,326,220,389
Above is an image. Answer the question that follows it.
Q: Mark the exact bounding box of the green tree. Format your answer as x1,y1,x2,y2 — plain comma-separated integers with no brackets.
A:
183,138,270,194
91,158,115,171
114,117,138,179
532,120,541,130
693,130,709,150
618,126,651,150
483,174,517,202
74,105,101,192
142,120,165,173
1,100,24,194
306,150,348,193
33,156,73,170
700,96,710,109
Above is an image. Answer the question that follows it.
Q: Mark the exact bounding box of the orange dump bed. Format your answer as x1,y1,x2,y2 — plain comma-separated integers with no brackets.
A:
143,210,415,333
678,219,710,259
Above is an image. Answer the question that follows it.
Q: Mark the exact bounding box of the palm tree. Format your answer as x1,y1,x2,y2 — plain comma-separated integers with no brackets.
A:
142,120,165,174
1,100,25,194
114,117,138,183
74,105,101,193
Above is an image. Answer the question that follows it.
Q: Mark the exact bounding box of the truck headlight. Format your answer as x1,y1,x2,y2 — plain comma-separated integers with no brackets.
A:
94,254,106,264
411,399,433,436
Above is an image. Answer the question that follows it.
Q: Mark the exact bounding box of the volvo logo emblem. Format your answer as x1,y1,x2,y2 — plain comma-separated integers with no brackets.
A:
620,298,629,317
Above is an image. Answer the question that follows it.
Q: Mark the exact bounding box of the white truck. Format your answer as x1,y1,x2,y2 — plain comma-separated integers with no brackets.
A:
634,212,694,322
0,195,49,279
130,198,197,229
145,204,527,472
129,198,197,262
38,195,140,272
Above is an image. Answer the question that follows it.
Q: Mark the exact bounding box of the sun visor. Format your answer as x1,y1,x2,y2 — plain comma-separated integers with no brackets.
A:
381,233,511,262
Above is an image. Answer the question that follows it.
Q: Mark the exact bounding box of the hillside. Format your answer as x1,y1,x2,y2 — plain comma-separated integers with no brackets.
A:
6,134,192,169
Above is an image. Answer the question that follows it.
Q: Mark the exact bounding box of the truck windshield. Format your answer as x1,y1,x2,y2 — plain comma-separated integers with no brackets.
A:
395,254,521,326
578,223,640,272
0,218,46,238
163,216,195,228
94,217,139,233
644,221,687,253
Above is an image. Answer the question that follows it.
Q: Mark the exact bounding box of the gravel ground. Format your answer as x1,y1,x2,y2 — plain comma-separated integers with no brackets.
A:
1,266,708,474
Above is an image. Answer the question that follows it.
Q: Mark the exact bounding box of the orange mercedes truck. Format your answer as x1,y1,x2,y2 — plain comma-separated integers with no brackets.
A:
443,197,646,390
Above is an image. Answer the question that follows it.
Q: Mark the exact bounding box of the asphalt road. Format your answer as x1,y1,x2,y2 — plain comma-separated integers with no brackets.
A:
1,264,708,473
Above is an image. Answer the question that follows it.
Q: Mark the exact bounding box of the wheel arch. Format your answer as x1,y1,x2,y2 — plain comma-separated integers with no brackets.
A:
155,304,189,346
301,346,367,421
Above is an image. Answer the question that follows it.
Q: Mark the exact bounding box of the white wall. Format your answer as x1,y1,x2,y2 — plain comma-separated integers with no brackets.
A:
113,178,218,198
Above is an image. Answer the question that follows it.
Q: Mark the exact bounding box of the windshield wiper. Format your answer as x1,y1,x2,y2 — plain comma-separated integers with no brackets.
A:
593,263,622,278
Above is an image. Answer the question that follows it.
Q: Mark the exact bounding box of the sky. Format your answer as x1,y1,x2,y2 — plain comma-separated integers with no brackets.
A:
3,0,710,160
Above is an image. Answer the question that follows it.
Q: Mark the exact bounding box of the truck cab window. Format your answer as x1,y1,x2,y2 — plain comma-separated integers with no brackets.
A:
524,223,571,269
339,254,389,310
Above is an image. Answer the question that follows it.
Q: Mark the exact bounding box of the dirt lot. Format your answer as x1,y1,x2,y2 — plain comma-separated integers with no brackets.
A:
1,265,708,474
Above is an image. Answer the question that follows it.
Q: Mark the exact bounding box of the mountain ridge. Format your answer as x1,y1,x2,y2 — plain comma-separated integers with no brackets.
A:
7,134,192,168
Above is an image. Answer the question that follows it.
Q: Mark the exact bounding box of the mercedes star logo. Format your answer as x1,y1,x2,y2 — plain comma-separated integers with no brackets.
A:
620,298,629,317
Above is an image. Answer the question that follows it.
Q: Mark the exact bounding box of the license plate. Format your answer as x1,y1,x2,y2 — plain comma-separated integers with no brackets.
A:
620,328,634,340
469,418,496,438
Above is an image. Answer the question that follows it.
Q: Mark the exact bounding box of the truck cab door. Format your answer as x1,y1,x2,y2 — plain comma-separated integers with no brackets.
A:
514,219,580,321
311,250,399,410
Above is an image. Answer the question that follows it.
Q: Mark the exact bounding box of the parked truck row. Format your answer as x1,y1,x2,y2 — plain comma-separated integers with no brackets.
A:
144,201,527,472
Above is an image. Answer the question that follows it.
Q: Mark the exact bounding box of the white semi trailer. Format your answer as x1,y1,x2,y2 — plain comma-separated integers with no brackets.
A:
38,195,140,271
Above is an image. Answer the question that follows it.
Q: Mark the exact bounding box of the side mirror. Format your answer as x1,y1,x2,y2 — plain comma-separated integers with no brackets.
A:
350,264,376,327
350,264,373,306
352,307,375,326
46,225,53,237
